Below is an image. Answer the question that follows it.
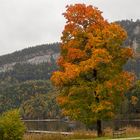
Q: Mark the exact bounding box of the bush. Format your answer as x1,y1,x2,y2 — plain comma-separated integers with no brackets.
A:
0,109,26,140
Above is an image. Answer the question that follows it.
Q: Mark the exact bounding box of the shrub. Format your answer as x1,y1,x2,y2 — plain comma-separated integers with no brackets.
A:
0,109,26,140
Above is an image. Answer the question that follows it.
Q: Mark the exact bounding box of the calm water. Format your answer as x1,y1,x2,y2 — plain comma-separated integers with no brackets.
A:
24,120,85,132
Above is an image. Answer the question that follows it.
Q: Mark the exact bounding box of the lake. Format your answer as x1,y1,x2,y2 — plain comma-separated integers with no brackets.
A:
24,119,85,132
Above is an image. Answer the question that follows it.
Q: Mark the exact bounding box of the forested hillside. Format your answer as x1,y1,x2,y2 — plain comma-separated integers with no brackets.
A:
0,43,60,119
0,20,140,119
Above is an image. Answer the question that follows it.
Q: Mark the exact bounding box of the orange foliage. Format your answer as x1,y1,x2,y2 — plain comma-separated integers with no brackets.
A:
67,48,86,61
104,71,135,96
57,96,69,105
63,4,104,26
57,56,64,66
91,48,112,63
121,47,134,59
131,96,139,105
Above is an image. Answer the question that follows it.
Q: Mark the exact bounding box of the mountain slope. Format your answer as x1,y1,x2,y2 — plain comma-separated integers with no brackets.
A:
0,43,60,72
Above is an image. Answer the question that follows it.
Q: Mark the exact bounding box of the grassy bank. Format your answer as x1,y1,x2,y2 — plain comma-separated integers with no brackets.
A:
24,126,140,140
24,130,103,140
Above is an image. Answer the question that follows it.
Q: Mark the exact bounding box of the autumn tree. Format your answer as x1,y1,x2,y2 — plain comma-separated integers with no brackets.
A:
51,4,134,136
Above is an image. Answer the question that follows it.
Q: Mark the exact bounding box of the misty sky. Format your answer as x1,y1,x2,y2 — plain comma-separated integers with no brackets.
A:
0,0,139,55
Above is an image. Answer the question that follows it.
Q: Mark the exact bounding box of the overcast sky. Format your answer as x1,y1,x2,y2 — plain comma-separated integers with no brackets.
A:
0,0,139,55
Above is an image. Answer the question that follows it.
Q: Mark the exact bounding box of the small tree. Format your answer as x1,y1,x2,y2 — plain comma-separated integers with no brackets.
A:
0,109,26,140
51,4,134,136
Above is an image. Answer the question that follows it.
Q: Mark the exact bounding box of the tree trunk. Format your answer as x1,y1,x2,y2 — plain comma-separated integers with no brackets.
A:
93,69,102,136
97,119,102,137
